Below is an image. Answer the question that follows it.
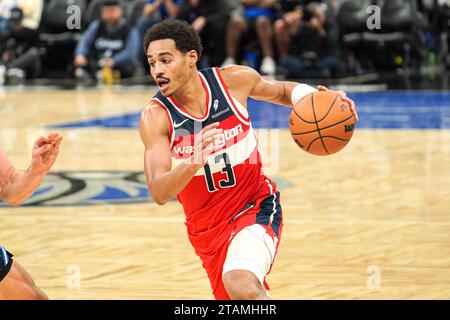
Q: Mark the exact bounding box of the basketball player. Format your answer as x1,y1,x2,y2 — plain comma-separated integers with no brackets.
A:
0,133,63,300
140,20,357,300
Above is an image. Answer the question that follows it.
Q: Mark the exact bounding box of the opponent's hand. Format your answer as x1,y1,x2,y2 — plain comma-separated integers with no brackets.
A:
191,123,223,168
30,133,63,176
317,85,359,121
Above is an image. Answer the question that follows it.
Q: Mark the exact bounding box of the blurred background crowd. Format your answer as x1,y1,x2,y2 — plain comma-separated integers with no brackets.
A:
0,0,449,87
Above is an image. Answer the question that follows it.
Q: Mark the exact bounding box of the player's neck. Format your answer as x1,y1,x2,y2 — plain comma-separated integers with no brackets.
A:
172,71,207,117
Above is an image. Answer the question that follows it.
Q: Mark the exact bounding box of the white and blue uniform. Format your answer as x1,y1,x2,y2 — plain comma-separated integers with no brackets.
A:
0,246,13,282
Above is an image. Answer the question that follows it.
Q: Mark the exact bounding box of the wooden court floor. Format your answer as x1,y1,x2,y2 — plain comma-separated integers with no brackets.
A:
0,88,449,299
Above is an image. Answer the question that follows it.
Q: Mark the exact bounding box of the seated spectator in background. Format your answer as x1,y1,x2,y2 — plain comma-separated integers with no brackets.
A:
274,1,345,78
74,0,140,82
221,0,278,77
135,0,183,40
178,0,230,68
273,0,303,59
0,7,41,85
0,0,44,35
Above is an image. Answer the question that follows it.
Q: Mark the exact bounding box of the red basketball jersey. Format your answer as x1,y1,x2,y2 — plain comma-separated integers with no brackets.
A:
151,67,278,259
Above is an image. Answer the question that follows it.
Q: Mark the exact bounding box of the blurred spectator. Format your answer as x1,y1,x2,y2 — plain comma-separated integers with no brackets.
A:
74,0,140,82
274,0,303,59
0,7,41,85
178,0,230,68
275,1,345,78
0,0,44,34
135,0,183,40
221,0,278,77
429,0,450,65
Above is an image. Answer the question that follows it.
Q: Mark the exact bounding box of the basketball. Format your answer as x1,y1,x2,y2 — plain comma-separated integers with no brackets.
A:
289,91,356,156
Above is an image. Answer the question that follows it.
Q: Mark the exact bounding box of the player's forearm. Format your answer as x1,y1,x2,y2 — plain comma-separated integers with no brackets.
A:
278,81,303,108
0,168,45,206
267,81,317,109
279,81,321,109
150,163,200,205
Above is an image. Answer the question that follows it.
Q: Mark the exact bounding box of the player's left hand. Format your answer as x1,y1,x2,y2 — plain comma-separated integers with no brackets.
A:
317,85,359,121
30,133,63,176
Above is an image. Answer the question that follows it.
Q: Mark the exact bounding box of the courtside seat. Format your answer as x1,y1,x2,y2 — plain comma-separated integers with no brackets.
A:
85,0,145,29
337,0,424,73
126,0,147,28
38,0,87,78
84,0,103,27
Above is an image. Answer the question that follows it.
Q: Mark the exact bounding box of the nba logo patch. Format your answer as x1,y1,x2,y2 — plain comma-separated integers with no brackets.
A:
214,99,219,112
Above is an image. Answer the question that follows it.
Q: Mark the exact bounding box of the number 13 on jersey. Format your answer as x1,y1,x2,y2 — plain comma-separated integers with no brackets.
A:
204,153,236,192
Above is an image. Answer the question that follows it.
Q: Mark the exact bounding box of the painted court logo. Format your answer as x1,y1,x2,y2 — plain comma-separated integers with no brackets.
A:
0,171,151,206
0,172,292,207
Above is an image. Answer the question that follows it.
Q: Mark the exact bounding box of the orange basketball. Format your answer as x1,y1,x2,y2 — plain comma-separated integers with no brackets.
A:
289,91,356,156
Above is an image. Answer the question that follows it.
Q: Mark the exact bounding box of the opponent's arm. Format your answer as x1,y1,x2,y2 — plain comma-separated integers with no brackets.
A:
140,104,223,205
0,133,63,206
221,65,358,120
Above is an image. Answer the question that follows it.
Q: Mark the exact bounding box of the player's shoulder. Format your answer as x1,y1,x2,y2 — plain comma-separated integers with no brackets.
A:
140,100,171,136
218,64,261,88
140,100,168,121
218,64,260,79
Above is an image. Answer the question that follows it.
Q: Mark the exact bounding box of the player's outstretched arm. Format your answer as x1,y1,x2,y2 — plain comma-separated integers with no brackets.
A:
220,65,358,121
140,103,223,205
0,133,63,206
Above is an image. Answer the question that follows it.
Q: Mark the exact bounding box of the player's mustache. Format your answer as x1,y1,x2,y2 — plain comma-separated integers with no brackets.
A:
156,77,170,82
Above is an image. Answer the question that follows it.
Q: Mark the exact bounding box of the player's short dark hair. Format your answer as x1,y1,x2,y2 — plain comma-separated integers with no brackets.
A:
143,20,203,59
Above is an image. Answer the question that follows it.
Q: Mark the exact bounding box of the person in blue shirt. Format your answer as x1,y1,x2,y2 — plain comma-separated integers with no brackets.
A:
74,0,140,81
221,0,278,77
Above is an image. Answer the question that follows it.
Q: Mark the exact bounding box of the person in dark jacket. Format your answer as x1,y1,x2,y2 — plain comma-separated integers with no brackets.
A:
274,1,345,78
0,7,41,84
178,0,231,68
74,0,140,81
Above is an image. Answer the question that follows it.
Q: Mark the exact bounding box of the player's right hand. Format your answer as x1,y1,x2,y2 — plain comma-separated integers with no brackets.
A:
191,122,223,168
30,133,63,176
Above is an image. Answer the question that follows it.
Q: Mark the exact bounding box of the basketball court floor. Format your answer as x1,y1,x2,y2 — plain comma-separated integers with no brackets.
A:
0,86,449,299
